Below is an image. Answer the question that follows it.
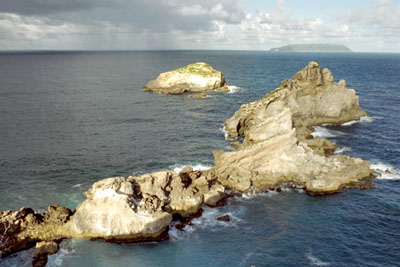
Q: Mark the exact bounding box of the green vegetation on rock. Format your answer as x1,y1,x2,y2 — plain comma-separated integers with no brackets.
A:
175,62,219,76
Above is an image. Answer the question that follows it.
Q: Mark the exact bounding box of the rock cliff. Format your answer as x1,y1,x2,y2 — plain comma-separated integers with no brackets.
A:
143,62,228,94
213,61,372,194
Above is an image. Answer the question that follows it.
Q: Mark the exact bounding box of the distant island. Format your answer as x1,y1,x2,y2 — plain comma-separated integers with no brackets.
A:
270,44,352,52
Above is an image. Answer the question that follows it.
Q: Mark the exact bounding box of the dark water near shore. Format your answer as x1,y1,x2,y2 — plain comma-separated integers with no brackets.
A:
0,51,399,266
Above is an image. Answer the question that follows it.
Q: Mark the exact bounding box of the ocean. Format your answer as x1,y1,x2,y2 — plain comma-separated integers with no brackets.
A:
0,51,399,266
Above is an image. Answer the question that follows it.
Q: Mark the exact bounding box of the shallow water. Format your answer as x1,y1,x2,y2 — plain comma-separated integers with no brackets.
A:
0,51,399,266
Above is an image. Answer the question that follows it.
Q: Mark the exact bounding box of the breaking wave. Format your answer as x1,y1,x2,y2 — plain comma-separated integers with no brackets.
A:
311,126,345,138
170,163,213,173
306,251,331,266
371,162,400,180
333,146,352,154
227,85,241,93
341,116,375,126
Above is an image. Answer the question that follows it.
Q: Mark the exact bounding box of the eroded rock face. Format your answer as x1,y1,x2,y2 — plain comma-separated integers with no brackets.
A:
32,241,59,267
143,62,228,94
69,169,226,241
0,206,72,258
212,61,373,194
0,169,227,257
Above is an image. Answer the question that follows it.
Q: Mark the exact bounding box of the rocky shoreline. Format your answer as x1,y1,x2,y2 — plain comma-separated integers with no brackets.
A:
0,62,375,265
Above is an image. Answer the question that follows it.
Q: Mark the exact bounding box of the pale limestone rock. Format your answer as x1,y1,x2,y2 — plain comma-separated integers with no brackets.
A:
143,62,228,94
70,175,172,241
212,61,372,194
0,61,374,258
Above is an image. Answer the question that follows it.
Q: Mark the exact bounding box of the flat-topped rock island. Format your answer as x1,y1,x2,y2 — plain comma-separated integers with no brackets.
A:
143,62,228,94
0,62,375,265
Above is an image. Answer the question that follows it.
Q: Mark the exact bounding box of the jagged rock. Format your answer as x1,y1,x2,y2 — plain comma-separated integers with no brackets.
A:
70,169,226,240
143,62,228,94
0,206,72,258
211,61,373,194
70,176,172,242
217,215,230,221
32,241,59,267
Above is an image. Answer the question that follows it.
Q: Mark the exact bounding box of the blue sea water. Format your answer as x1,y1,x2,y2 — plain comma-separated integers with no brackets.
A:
0,51,399,266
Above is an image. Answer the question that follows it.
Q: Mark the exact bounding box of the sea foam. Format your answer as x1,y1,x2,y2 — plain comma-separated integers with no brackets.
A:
333,146,352,154
306,251,331,266
170,163,213,173
219,125,230,140
191,206,244,231
371,162,400,180
227,85,241,93
311,126,344,138
341,116,375,126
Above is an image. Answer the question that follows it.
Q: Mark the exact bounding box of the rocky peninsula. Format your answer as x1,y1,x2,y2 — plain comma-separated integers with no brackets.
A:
143,62,228,94
0,62,374,264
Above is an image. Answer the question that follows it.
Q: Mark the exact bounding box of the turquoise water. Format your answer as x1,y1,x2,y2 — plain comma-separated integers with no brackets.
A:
0,51,399,266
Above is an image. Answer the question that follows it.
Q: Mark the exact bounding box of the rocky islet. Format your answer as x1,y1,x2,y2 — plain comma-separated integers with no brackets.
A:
0,62,375,262
142,62,229,94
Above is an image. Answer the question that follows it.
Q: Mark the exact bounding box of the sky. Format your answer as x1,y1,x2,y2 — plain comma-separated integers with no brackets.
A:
0,0,399,52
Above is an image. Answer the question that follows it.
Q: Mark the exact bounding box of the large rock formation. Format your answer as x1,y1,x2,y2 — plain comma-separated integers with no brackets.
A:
143,62,228,94
0,61,374,261
212,61,372,194
0,169,226,258
0,205,72,258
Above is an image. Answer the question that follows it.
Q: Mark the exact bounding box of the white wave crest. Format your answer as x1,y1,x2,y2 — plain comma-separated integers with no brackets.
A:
371,162,400,180
191,206,244,231
341,116,375,126
219,125,229,140
227,85,241,93
306,252,331,266
168,222,195,241
311,126,344,138
171,163,213,173
333,146,352,154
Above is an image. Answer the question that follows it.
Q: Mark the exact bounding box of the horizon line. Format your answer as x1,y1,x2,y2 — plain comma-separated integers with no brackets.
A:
0,49,399,54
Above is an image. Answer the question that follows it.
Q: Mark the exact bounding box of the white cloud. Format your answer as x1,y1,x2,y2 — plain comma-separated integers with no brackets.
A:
0,13,85,42
0,0,399,52
343,1,400,36
177,5,208,17
236,1,352,49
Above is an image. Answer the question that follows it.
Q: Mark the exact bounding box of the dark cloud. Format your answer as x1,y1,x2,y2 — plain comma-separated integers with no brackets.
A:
0,0,100,15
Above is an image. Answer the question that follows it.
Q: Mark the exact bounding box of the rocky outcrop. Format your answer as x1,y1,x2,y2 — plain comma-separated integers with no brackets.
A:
0,205,72,258
32,241,59,267
0,168,226,257
143,62,228,94
212,61,372,194
0,61,374,260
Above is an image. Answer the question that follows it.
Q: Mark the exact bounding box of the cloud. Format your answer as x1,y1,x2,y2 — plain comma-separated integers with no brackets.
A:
237,1,352,48
0,13,85,44
0,0,103,15
0,0,245,49
0,0,399,51
342,1,400,37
